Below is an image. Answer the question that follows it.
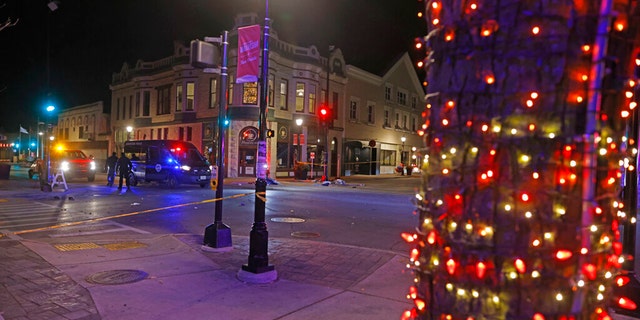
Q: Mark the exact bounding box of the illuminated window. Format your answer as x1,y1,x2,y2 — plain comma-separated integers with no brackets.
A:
186,82,195,111
279,79,288,110
296,82,305,112
242,82,258,105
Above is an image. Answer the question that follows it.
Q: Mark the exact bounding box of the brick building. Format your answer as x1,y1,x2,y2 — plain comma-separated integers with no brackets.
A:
109,14,424,178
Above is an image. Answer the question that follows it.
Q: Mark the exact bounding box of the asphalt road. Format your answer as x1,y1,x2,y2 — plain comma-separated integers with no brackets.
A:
1,164,421,253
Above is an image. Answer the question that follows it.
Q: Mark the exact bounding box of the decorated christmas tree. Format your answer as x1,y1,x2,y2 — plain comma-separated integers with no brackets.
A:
403,0,640,319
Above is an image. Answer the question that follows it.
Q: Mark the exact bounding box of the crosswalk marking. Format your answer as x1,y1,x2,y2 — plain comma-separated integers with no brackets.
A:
0,202,75,230
0,201,146,235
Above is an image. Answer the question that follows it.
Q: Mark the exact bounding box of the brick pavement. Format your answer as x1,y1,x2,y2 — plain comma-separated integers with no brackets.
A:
0,233,408,320
178,235,398,290
0,239,100,320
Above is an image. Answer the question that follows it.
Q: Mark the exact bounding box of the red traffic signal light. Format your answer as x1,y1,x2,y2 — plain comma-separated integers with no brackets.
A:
319,106,329,117
319,106,331,126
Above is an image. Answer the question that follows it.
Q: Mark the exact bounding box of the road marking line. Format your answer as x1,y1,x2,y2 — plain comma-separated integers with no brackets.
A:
102,220,151,234
12,192,254,235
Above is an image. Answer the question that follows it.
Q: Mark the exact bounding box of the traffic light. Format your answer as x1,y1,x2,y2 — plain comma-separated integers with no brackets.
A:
319,105,331,127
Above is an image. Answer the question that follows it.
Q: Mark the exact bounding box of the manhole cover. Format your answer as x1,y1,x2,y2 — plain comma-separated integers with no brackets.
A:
271,217,305,223
86,269,148,285
291,231,320,238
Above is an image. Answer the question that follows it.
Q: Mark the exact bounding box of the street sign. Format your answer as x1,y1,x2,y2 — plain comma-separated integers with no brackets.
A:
190,39,221,69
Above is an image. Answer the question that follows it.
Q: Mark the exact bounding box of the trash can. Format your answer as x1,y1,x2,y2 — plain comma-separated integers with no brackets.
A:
0,164,10,180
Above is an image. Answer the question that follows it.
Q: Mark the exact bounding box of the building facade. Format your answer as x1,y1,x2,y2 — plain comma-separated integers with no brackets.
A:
54,101,111,164
109,14,424,178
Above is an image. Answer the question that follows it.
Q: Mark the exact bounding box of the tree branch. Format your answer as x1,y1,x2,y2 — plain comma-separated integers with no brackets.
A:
0,17,18,32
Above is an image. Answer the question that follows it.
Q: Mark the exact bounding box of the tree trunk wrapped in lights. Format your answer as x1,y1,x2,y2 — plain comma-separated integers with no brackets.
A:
403,0,639,319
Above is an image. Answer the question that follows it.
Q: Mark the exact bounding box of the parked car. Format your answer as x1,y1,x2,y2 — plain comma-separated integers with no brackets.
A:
28,149,96,182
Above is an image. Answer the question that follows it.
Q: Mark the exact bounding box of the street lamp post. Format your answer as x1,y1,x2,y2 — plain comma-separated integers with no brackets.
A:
400,136,406,176
239,0,277,282
38,129,43,158
411,146,417,166
323,46,334,181
295,118,303,163
126,126,133,140
203,30,232,250
41,105,55,192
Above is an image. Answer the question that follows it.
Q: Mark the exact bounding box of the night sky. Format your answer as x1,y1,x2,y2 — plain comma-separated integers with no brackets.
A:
0,0,425,132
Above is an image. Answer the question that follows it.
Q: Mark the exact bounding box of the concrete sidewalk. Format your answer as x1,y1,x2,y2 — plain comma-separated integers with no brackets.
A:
0,232,412,320
0,169,415,320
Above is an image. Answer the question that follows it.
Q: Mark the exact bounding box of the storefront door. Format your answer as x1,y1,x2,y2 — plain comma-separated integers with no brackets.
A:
238,147,256,176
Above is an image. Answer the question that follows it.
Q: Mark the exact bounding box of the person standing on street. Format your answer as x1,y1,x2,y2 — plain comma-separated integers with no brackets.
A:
105,152,118,187
116,152,132,191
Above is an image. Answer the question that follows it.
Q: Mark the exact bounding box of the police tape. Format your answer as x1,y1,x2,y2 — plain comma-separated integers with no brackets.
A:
13,191,261,235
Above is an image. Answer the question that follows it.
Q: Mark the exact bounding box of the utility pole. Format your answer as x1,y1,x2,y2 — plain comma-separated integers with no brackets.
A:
202,31,232,250
323,46,334,181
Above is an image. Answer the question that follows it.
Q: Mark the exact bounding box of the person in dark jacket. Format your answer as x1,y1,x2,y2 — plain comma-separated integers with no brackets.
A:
115,153,132,190
105,152,118,187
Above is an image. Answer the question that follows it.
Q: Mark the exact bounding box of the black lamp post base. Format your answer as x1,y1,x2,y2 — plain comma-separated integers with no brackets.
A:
241,263,275,274
238,267,277,284
203,222,232,248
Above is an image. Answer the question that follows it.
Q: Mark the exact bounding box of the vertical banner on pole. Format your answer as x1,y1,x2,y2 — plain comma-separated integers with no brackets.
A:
236,24,261,84
256,141,267,179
